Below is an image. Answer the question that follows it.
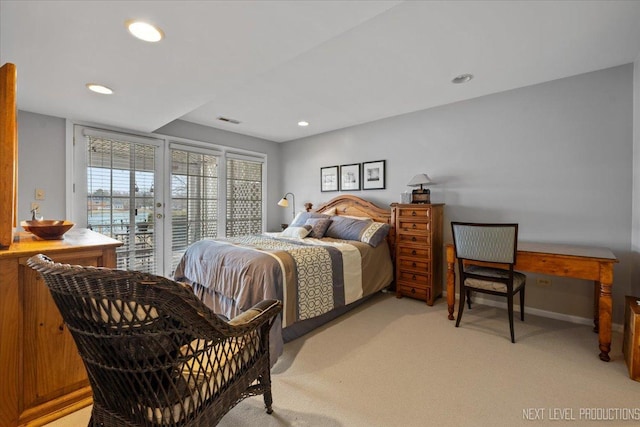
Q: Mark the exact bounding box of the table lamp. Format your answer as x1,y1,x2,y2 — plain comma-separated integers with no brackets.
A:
407,174,433,204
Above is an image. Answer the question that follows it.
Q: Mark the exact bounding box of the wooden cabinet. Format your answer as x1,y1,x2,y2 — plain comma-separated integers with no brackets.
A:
391,204,444,305
623,295,640,381
0,229,121,427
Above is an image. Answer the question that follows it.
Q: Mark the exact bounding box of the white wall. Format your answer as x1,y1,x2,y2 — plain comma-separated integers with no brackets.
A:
282,64,636,323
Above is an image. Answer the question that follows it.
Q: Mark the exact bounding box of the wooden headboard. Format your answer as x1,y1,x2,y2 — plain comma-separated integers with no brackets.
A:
306,195,396,257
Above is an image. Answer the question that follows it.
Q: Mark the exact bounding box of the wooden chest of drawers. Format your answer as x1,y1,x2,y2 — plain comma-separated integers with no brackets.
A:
391,203,444,305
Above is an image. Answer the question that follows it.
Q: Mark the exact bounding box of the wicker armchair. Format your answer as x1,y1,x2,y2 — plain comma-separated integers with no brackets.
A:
27,254,282,427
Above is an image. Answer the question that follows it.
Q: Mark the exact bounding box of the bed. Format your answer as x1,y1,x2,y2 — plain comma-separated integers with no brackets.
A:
174,195,395,365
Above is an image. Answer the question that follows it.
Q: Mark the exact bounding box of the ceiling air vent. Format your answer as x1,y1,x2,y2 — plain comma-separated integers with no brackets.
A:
217,116,241,125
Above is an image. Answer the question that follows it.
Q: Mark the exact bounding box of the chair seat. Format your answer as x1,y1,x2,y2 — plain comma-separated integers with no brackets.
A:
464,265,526,293
144,332,259,424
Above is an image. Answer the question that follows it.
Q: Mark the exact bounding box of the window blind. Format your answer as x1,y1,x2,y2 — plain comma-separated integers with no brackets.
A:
170,148,219,272
226,158,263,236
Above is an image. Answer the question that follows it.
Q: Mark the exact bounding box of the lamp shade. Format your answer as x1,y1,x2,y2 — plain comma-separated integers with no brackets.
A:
407,173,434,187
277,192,296,219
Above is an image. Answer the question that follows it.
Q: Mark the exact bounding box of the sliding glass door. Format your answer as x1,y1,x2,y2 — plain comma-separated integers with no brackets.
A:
77,127,163,274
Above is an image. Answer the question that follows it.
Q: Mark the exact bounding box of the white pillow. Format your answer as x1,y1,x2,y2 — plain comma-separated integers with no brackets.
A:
280,226,311,239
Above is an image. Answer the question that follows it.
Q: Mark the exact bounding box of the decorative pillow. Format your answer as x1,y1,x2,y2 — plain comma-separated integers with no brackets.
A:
291,211,331,227
359,221,391,247
280,225,312,239
304,218,332,238
325,216,373,240
325,216,390,247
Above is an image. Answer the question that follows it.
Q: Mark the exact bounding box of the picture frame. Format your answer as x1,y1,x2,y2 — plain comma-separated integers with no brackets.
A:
320,165,339,192
340,163,361,191
362,160,386,190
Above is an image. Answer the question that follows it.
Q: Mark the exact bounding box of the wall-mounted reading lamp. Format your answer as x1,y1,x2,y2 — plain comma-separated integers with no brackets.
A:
277,192,296,219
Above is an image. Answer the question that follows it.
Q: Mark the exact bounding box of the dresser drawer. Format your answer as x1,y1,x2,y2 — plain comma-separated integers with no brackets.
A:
397,234,430,246
397,284,430,301
398,220,430,234
398,270,429,286
397,207,431,219
398,246,430,258
398,257,431,272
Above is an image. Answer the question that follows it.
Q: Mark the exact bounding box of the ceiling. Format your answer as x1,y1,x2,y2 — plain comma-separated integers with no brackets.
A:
2,1,640,143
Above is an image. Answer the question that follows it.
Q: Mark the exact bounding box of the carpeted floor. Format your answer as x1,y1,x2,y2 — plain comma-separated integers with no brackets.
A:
47,292,639,427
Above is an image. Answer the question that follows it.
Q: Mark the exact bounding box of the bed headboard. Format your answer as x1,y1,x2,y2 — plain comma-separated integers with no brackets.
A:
306,195,396,258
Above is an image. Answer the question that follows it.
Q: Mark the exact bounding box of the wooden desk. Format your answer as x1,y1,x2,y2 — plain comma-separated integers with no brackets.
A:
445,242,618,361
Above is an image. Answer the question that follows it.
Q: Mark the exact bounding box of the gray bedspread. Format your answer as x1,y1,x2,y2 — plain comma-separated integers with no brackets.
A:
174,234,393,365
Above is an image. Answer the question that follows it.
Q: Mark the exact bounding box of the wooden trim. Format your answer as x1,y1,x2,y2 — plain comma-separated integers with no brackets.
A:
0,63,18,248
313,195,391,224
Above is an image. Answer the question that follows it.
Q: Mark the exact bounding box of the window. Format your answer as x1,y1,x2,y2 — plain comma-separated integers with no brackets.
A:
226,157,264,236
71,124,267,277
170,146,219,272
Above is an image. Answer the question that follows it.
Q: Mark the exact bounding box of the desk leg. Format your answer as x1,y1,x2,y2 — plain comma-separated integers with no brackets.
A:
446,247,455,320
593,281,599,333
597,281,612,362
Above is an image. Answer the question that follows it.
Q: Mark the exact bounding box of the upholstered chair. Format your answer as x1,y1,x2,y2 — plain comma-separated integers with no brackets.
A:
450,222,526,343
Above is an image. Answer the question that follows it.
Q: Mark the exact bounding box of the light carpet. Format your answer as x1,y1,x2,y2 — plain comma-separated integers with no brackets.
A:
46,292,639,427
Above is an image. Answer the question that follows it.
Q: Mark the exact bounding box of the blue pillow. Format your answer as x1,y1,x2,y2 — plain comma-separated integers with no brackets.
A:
325,216,390,247
291,211,331,227
325,216,372,240
304,218,332,238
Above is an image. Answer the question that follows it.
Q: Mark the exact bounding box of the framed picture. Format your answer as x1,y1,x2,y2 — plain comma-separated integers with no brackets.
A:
340,163,361,191
362,160,386,190
320,165,339,192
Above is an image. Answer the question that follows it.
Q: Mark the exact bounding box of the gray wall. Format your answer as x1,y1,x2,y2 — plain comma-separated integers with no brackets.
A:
282,64,636,323
632,56,640,286
16,114,284,234
17,111,67,222
17,64,636,324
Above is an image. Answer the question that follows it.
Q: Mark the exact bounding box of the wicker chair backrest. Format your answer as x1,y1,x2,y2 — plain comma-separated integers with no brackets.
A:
27,254,280,427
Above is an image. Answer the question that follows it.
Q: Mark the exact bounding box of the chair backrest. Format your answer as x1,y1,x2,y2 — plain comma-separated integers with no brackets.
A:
26,254,277,426
451,222,519,264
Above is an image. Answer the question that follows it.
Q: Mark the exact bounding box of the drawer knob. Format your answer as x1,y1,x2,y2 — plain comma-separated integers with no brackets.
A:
412,262,416,267
411,288,416,294
412,275,416,280
412,236,417,242
412,250,417,255
412,224,417,229
411,211,417,216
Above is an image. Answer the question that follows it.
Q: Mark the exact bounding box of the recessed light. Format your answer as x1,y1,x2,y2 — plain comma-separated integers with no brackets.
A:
125,20,164,42
298,121,309,127
86,83,113,95
452,74,474,84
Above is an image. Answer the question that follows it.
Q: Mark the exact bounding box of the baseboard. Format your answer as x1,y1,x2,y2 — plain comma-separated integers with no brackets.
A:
442,291,624,333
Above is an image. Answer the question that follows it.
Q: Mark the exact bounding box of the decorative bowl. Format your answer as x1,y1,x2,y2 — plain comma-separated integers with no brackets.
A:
21,220,75,240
